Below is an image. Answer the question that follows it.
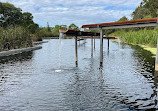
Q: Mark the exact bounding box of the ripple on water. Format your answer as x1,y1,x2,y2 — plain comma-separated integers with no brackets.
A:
0,39,157,110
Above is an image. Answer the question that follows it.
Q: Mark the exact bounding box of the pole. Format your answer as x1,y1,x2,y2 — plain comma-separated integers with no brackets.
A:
108,39,109,50
100,28,103,67
91,36,93,57
155,36,158,72
75,36,78,67
155,20,158,73
94,38,95,50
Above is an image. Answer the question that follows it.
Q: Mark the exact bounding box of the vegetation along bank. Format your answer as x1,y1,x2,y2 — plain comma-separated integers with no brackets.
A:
107,0,158,55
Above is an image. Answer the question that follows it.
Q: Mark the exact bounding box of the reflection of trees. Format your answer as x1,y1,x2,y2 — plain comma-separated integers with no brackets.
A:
0,51,33,64
131,45,155,75
150,75,158,109
130,45,158,109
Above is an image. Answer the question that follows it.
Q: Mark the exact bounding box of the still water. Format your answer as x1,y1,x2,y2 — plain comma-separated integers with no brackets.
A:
0,39,157,111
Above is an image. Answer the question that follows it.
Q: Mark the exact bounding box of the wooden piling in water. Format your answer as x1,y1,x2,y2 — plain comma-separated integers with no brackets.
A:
108,39,109,50
100,28,103,67
155,22,158,73
94,38,95,50
91,36,93,57
155,38,158,72
75,36,78,67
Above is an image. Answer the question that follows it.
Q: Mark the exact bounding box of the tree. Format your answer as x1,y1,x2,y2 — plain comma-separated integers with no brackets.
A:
47,22,51,32
132,0,158,19
22,12,34,27
27,23,39,34
132,6,150,20
68,23,79,30
118,16,128,21
142,0,158,17
60,25,67,30
52,25,60,36
0,2,23,27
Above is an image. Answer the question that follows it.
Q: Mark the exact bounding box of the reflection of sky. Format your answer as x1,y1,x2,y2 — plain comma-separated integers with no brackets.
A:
1,0,142,27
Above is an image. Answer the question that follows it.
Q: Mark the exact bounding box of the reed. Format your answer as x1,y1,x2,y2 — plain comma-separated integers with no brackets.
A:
0,27,33,51
110,28,158,47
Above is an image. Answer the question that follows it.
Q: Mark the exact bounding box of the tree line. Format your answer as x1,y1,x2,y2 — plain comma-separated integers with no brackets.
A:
0,2,80,51
0,2,80,38
117,0,158,23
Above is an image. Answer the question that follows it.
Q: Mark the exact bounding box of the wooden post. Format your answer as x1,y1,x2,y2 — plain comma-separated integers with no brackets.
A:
155,20,158,73
91,36,93,57
94,38,95,50
108,39,109,50
155,37,158,72
100,28,103,67
75,36,78,67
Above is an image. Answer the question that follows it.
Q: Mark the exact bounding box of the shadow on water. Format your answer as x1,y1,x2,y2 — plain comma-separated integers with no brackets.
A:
0,51,33,64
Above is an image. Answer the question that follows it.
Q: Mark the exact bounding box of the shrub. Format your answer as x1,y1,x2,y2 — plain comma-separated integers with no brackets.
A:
0,26,32,51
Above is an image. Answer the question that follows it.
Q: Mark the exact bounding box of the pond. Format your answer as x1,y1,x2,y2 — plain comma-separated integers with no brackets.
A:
0,38,157,111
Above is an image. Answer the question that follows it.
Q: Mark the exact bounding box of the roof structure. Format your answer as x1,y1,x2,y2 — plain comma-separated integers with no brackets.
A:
59,29,100,36
82,18,158,29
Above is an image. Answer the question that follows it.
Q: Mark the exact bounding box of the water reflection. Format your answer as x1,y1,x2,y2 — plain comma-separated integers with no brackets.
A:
0,51,33,96
64,58,107,110
131,45,155,74
0,39,158,110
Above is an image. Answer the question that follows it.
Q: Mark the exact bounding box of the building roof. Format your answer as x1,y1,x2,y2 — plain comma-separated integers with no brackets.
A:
82,18,158,29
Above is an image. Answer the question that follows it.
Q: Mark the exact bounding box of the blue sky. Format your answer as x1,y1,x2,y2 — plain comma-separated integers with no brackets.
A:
1,0,142,27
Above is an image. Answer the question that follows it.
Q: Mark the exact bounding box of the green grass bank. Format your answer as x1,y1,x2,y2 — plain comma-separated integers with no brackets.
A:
110,28,158,56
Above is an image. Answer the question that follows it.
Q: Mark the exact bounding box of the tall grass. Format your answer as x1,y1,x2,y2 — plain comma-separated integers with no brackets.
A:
31,31,58,41
110,28,158,47
0,27,33,51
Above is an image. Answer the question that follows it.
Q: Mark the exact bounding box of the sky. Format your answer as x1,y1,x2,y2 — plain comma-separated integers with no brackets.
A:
1,0,142,27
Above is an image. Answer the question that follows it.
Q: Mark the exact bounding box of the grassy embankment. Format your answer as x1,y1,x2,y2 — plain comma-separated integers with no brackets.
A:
0,27,33,51
109,28,158,56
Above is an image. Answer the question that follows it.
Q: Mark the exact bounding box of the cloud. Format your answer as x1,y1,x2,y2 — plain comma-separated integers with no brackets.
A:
1,0,142,27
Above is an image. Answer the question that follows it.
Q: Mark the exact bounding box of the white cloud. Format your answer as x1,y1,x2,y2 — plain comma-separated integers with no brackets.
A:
0,0,142,27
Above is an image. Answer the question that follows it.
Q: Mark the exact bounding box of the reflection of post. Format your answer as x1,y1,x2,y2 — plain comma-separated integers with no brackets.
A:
75,36,78,67
91,36,93,57
108,39,109,50
100,28,103,67
84,39,86,44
